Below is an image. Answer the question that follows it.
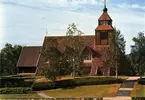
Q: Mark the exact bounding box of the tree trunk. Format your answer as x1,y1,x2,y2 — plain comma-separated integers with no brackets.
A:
116,61,118,79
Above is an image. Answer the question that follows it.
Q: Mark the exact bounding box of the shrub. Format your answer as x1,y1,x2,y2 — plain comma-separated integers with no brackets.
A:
32,77,123,91
0,88,32,94
132,97,145,100
81,67,91,75
138,78,145,85
0,77,33,88
32,82,55,91
55,79,75,88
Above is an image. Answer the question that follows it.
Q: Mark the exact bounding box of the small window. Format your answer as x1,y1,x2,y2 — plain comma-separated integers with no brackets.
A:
84,55,92,60
100,32,108,40
99,21,108,25
104,21,108,25
100,32,108,45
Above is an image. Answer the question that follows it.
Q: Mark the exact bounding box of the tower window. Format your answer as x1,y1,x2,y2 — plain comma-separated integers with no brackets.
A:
100,32,108,45
99,21,109,25
100,32,108,40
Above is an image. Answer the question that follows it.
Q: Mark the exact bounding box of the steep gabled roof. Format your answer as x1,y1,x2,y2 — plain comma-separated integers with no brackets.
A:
82,46,101,58
17,46,41,67
38,35,96,68
98,12,112,21
43,35,95,53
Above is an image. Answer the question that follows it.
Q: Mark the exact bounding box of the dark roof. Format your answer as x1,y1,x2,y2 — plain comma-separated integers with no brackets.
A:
38,35,96,68
17,46,41,67
98,12,112,21
43,35,95,52
95,25,113,31
82,46,101,57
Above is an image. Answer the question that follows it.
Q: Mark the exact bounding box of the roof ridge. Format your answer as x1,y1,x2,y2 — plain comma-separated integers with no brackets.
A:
45,35,95,38
24,46,41,48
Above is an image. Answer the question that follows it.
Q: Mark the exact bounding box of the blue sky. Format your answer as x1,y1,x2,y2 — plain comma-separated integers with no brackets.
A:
0,0,145,54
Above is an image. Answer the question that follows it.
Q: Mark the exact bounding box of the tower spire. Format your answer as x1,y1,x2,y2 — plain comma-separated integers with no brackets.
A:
104,0,106,9
103,0,108,12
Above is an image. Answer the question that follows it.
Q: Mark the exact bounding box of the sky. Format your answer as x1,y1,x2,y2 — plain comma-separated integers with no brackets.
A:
0,0,145,54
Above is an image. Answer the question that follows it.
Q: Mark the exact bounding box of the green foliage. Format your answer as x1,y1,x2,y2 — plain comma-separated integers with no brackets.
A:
32,82,55,90
81,67,91,75
0,77,33,88
130,32,145,77
65,23,85,77
0,43,22,76
0,88,32,94
32,77,123,91
84,98,103,100
102,28,126,76
132,97,145,100
138,78,145,85
41,47,73,82
41,23,85,81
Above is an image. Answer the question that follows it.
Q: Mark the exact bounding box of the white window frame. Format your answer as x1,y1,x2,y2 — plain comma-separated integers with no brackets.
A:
84,55,92,63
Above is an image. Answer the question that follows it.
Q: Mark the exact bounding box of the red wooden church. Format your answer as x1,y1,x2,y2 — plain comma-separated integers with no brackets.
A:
17,2,114,76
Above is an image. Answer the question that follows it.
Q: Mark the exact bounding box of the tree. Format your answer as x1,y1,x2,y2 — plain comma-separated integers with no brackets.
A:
130,32,145,78
0,43,22,76
41,47,72,82
64,23,85,78
101,28,126,78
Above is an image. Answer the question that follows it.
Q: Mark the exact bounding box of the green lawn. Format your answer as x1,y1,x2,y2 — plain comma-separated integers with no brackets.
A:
0,94,41,99
131,82,145,97
42,84,120,98
0,75,127,98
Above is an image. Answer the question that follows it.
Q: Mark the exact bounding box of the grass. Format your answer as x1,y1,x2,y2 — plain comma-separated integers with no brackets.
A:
0,94,41,99
131,82,145,97
42,84,120,98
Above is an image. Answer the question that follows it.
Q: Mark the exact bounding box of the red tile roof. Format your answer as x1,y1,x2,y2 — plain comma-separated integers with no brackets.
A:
95,25,113,31
17,46,41,67
98,12,112,21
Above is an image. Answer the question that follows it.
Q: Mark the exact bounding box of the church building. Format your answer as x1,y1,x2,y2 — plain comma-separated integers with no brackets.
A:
17,1,115,76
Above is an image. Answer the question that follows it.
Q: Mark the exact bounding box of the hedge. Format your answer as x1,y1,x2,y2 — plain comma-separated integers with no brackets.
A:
0,77,33,88
32,77,123,91
0,88,32,94
132,97,145,100
138,78,145,85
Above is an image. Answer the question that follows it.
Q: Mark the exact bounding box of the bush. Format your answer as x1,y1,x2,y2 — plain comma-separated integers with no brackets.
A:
32,82,55,91
132,97,145,100
81,67,91,75
0,77,33,88
138,78,145,85
74,77,122,86
0,88,32,94
32,77,123,91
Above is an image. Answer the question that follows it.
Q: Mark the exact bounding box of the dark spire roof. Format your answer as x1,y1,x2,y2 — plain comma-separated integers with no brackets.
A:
98,0,112,21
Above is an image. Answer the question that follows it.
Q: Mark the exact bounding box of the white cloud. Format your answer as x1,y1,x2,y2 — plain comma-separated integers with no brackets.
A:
1,0,145,54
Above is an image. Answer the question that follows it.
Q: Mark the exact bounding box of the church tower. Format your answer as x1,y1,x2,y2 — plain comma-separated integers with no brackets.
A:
95,0,113,45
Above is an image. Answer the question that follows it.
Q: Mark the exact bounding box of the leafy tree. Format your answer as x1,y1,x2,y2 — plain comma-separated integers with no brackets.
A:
101,28,126,78
130,32,145,78
63,23,85,78
0,43,22,76
41,47,72,82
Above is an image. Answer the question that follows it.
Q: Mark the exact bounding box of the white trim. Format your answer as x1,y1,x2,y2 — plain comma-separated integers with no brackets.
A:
83,60,92,63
